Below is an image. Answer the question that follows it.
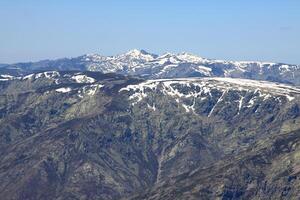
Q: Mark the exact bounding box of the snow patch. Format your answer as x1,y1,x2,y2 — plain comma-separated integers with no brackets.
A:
56,87,72,93
71,74,96,83
78,84,104,98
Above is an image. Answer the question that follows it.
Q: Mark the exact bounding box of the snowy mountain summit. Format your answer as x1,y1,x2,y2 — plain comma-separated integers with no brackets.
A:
75,49,299,85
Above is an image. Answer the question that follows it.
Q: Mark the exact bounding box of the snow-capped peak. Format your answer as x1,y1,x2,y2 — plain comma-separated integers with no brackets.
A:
126,49,144,56
116,49,156,62
176,52,209,63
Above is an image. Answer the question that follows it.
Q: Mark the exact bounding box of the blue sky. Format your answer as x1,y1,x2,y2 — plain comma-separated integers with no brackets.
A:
0,0,299,64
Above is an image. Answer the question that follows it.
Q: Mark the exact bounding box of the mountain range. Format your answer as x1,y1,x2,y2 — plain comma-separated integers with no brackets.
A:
1,49,300,85
1,51,300,200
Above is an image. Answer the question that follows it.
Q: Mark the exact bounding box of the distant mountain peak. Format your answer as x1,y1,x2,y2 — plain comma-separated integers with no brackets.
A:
176,52,209,63
126,49,143,55
124,49,155,57
119,49,157,62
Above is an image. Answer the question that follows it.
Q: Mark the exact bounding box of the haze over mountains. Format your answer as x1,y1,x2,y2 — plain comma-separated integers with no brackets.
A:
1,50,300,199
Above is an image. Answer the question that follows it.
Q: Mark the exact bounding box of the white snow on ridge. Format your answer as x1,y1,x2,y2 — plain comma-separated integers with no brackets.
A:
123,49,155,62
78,84,104,98
194,66,212,76
210,77,300,95
177,52,209,63
22,72,60,80
35,71,60,79
233,61,277,66
56,87,72,93
120,77,300,107
1,74,15,79
0,74,14,81
23,74,35,80
71,74,96,83
122,77,300,94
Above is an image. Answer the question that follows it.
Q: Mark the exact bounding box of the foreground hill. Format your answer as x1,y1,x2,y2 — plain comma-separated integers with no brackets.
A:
1,71,300,199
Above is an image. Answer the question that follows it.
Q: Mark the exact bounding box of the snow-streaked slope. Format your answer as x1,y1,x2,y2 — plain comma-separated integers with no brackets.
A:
120,77,300,114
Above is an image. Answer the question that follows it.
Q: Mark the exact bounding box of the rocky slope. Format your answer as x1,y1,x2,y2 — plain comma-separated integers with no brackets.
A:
2,49,300,85
1,71,300,199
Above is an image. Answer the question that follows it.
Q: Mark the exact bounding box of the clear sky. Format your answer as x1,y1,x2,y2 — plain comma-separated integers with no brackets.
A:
1,0,299,64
